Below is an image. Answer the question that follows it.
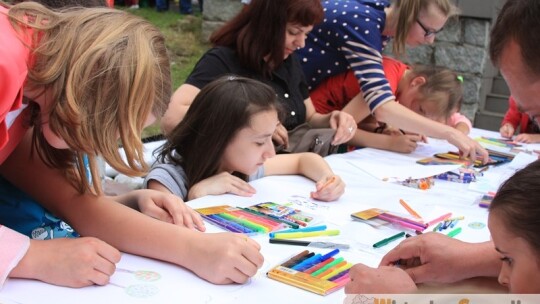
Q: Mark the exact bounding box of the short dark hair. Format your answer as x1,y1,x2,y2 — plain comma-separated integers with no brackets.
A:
210,0,323,76
158,76,281,189
489,0,540,79
490,160,540,254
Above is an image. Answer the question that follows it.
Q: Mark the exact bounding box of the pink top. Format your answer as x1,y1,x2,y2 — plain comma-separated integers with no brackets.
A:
0,5,32,287
448,112,472,130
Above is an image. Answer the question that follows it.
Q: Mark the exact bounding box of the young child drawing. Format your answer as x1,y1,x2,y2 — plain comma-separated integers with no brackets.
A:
144,76,345,203
310,56,470,153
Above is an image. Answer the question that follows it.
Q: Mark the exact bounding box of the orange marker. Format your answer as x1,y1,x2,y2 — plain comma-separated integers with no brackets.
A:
399,199,422,219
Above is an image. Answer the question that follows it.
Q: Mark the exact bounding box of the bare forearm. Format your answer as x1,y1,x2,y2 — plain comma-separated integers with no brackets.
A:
297,153,334,181
349,129,394,150
374,102,456,139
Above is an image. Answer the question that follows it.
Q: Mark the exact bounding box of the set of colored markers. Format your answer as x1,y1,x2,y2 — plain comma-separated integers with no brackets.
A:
195,202,318,234
267,249,351,295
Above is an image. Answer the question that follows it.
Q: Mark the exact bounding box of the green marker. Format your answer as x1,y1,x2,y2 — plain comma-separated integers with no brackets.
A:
447,227,462,238
373,232,406,248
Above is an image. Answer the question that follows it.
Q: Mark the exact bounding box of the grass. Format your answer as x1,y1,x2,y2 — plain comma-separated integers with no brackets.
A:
127,7,210,137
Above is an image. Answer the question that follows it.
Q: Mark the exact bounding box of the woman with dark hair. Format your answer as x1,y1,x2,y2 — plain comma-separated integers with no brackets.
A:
145,75,345,202
161,0,357,151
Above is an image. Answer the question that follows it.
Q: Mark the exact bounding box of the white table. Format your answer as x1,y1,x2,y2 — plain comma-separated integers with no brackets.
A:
2,129,535,304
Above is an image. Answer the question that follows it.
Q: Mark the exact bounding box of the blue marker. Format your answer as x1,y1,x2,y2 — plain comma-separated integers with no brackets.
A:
291,253,321,271
269,225,327,238
293,248,340,271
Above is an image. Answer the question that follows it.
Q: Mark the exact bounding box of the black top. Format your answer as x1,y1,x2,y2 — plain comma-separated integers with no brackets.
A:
186,46,309,130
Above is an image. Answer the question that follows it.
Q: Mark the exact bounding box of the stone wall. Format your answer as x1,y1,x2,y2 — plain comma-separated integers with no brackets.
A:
384,16,492,122
202,0,500,124
201,0,244,42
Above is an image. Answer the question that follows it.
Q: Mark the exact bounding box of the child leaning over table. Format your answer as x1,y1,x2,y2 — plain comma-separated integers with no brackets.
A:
144,76,345,204
310,56,471,153
499,96,540,143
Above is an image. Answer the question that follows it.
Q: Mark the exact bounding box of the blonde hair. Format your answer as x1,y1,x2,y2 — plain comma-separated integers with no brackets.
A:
408,65,463,121
5,2,171,194
392,0,458,55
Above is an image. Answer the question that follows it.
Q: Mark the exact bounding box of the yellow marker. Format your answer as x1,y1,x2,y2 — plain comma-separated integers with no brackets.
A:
272,229,340,239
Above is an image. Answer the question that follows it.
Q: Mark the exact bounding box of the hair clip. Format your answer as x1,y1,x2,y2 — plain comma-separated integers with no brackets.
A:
226,75,238,81
456,75,464,83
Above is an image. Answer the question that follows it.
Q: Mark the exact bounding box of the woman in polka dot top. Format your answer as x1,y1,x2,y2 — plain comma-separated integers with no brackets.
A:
161,0,358,151
299,0,489,162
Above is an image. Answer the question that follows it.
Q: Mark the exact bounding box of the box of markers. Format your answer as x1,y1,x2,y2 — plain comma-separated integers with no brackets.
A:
267,249,351,296
195,202,319,234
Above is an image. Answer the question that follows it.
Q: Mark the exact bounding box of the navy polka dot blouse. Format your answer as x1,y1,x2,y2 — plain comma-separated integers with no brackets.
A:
299,0,394,112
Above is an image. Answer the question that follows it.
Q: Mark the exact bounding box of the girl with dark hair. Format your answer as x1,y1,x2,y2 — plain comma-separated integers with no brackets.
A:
161,0,357,152
145,76,345,202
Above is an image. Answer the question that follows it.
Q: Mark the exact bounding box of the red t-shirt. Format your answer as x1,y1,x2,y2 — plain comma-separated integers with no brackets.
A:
0,6,31,163
310,56,408,114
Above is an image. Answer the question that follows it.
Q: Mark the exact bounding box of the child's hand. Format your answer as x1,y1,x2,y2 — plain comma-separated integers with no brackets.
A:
13,238,121,288
515,133,540,143
187,232,264,284
188,172,256,200
388,134,424,153
310,175,345,201
136,189,205,231
500,123,515,138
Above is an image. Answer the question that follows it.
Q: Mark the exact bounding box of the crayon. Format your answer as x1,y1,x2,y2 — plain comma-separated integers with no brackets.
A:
373,232,406,248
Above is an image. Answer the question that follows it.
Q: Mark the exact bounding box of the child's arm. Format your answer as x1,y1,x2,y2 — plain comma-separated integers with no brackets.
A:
349,128,422,153
113,188,205,231
500,123,515,138
500,96,521,138
447,113,471,135
10,237,120,288
1,132,264,285
263,153,345,201
514,133,540,143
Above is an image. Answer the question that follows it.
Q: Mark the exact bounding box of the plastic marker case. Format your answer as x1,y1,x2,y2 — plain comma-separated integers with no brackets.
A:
267,249,351,295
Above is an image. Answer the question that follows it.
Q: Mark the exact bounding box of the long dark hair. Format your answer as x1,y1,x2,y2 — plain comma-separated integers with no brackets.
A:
490,160,540,254
158,76,280,189
210,0,323,76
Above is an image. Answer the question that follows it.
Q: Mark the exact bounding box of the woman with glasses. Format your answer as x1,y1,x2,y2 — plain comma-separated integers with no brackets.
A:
299,0,489,162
